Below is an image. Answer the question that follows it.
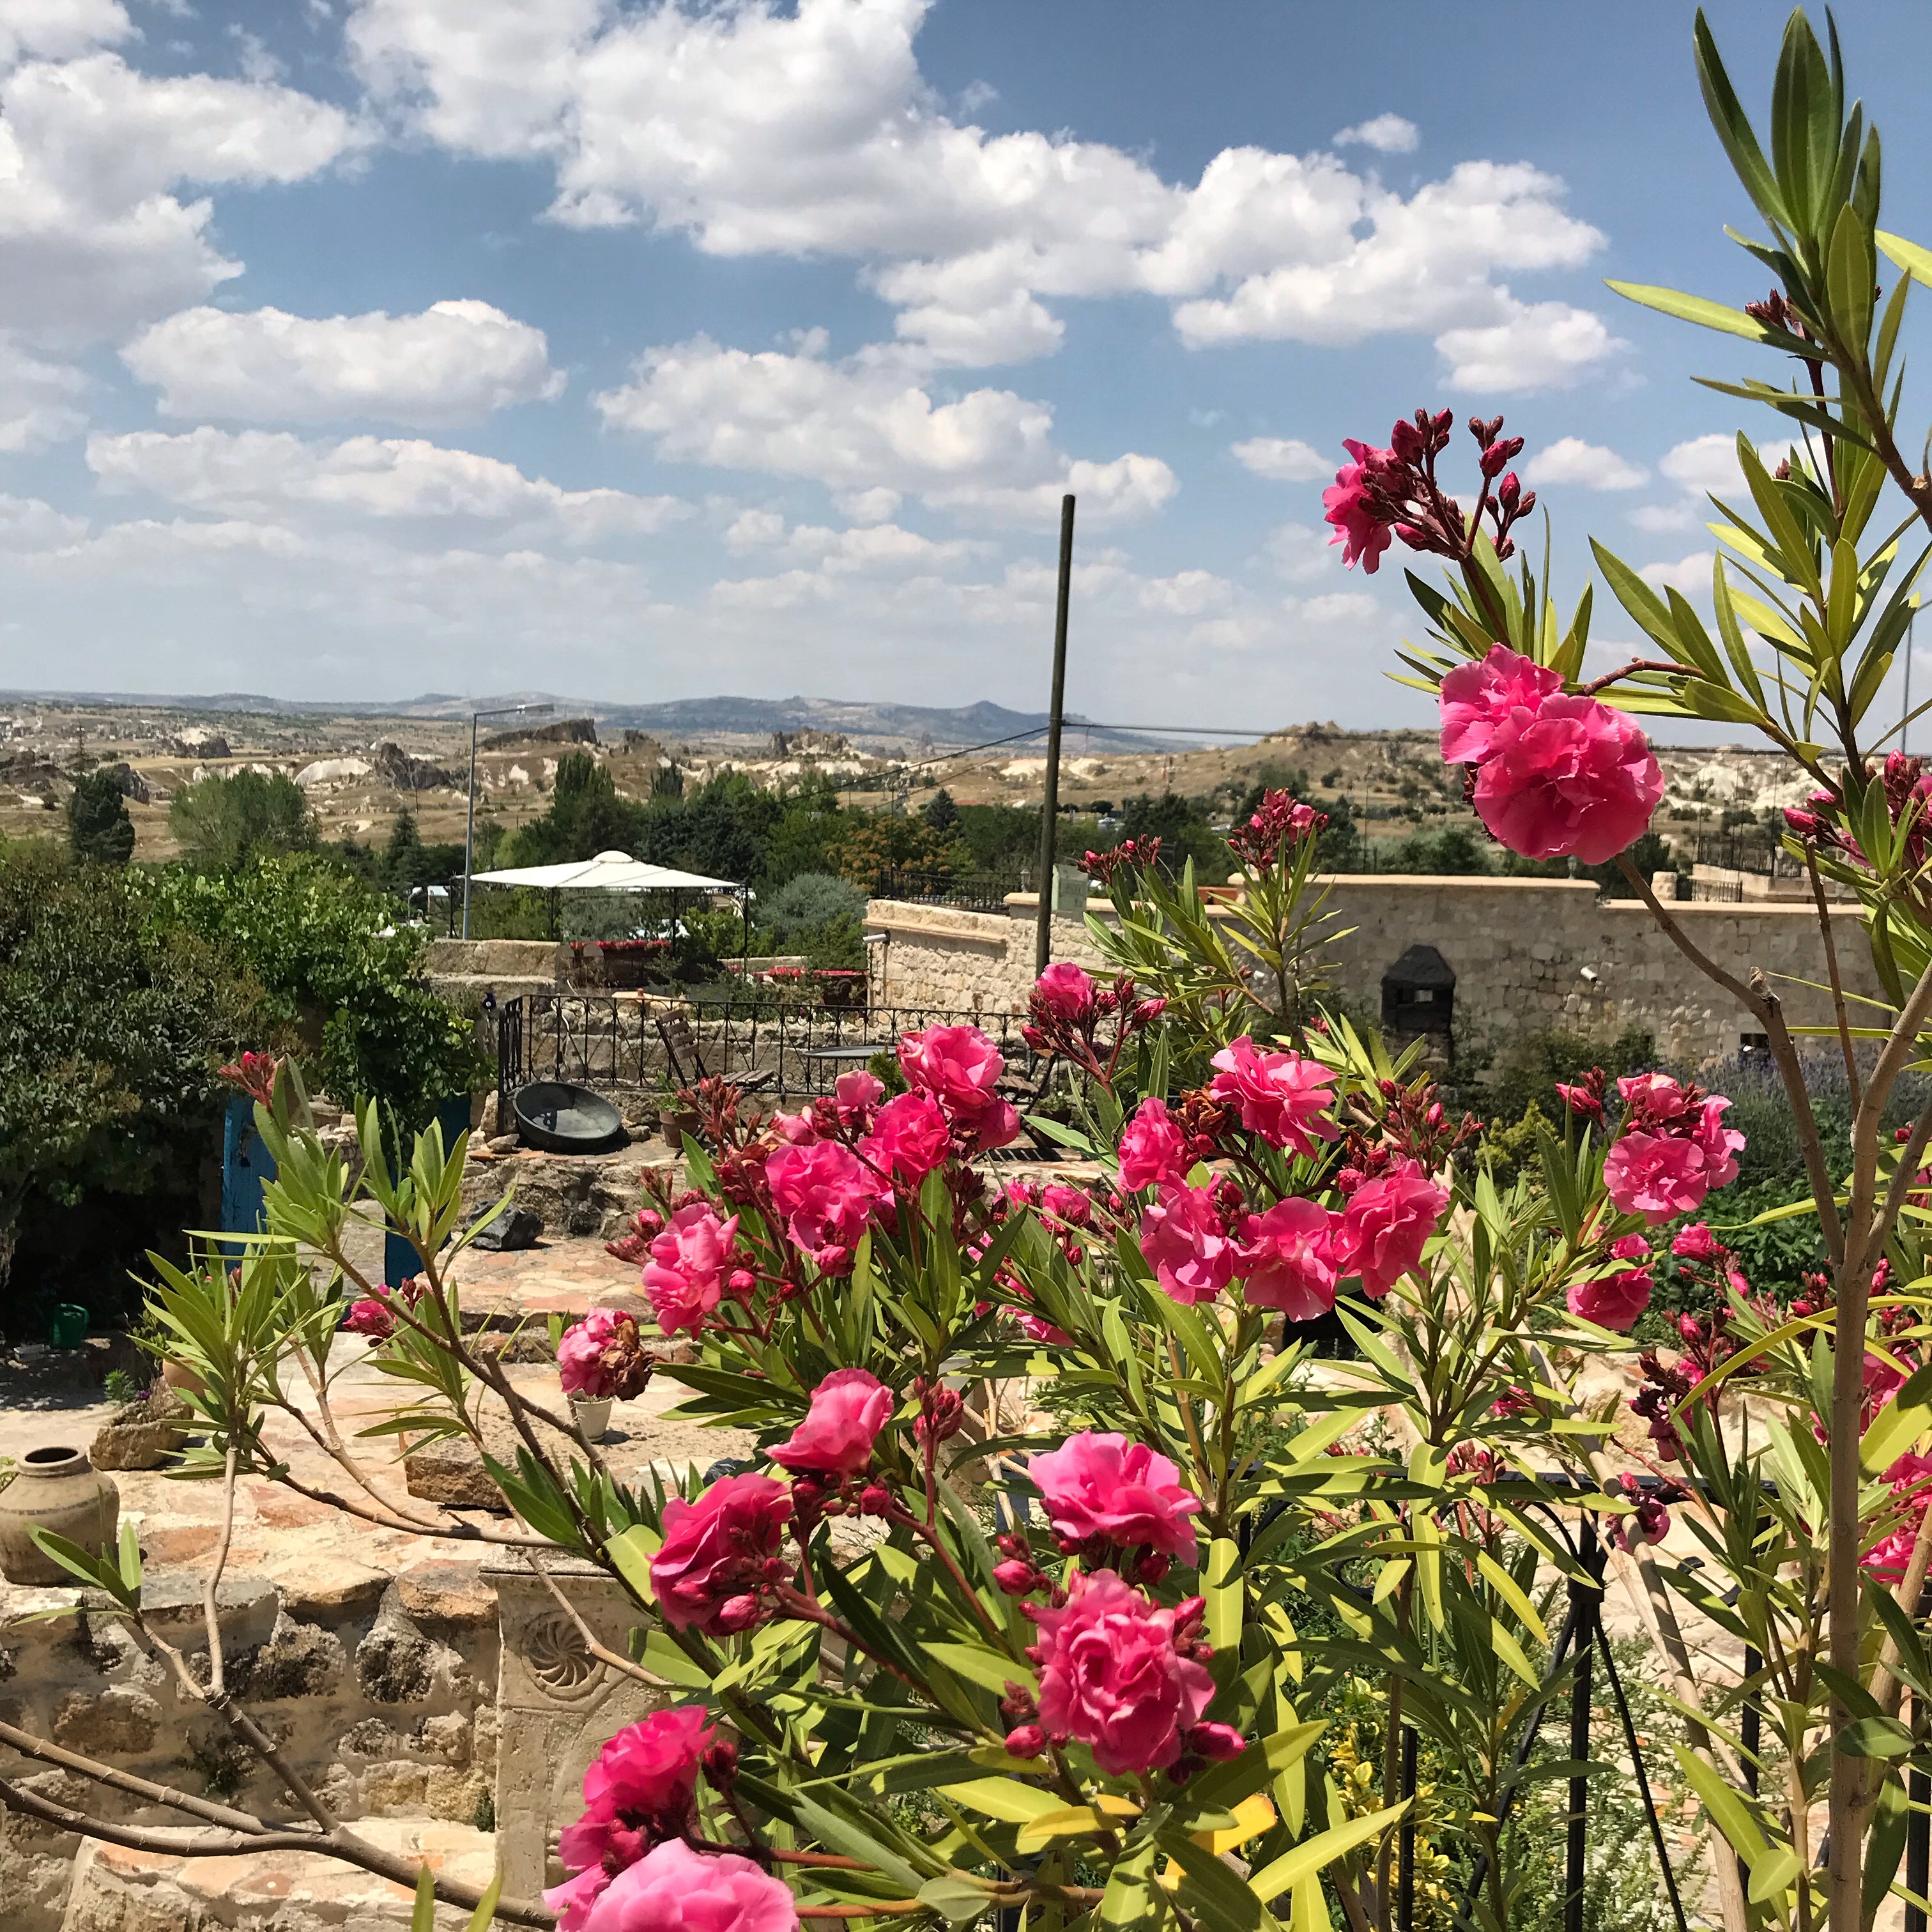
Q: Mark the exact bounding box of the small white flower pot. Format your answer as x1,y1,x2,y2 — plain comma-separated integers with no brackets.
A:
572,1397,613,1441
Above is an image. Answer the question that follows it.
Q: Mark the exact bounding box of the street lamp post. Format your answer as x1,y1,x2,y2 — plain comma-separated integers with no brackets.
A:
462,702,554,937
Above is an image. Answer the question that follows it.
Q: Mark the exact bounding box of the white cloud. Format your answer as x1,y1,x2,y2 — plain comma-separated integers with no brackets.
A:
0,0,130,70
1657,433,1752,498
1433,298,1624,393
1137,569,1231,617
0,491,88,549
594,335,1172,526
121,301,565,425
1523,436,1646,491
86,427,687,546
1332,113,1418,155
347,0,1617,381
1627,502,1697,533
1,52,365,348
0,335,88,449
1264,522,1337,583
1231,436,1329,482
1639,551,1715,596
1625,433,1801,534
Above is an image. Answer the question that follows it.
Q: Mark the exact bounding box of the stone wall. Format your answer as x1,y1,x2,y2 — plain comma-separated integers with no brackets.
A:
866,880,1880,1067
1,1561,500,1929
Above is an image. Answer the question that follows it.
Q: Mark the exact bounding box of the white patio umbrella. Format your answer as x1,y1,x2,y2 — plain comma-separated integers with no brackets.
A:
468,849,737,892
464,849,746,949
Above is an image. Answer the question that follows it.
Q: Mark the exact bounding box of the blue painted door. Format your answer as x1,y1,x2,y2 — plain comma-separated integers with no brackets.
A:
219,1091,274,1252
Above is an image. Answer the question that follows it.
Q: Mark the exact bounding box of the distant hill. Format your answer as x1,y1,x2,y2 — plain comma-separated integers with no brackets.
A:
0,687,1197,753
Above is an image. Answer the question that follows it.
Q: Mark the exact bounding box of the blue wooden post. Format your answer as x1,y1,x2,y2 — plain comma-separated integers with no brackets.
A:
383,1096,474,1286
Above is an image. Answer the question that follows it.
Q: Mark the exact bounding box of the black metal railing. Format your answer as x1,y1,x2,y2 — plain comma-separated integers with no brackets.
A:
1694,832,1789,878
872,869,1021,913
494,990,1036,1120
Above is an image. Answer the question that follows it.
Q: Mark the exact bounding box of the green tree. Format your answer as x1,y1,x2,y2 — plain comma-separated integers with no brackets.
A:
0,845,266,1321
169,769,316,872
921,787,960,834
67,770,135,866
146,856,486,1131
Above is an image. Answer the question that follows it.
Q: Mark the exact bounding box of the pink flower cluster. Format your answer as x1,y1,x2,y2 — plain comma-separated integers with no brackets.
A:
1864,1453,1932,1579
1016,1570,1232,1777
764,1138,886,1275
546,1708,715,1929
1601,1073,1745,1225
1227,788,1326,877
649,1472,795,1636
543,1710,789,1932
343,1273,427,1341
1208,1037,1340,1158
770,1368,894,1478
643,1204,755,1338
1137,1160,1447,1312
898,1023,1021,1153
559,1307,651,1402
1029,1430,1203,1564
1439,644,1664,866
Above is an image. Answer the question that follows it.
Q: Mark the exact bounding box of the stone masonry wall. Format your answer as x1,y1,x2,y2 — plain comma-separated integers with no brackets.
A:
866,880,1880,1067
0,1563,499,1930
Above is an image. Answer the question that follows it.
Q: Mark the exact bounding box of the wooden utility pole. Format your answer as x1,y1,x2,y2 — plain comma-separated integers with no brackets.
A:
1034,494,1076,976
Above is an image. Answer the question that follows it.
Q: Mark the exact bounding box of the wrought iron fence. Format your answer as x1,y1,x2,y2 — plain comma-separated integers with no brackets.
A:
494,989,1036,1119
871,868,1022,913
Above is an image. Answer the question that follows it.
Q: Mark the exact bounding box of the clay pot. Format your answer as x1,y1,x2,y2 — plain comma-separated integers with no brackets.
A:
0,1445,120,1585
571,1396,613,1441
160,1356,207,1397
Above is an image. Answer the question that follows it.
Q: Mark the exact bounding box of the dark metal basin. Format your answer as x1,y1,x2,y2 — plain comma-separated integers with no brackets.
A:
512,1082,627,1154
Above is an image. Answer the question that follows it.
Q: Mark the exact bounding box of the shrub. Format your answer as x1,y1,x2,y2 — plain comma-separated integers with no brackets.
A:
144,857,486,1131
68,770,135,865
169,769,316,871
0,844,266,1326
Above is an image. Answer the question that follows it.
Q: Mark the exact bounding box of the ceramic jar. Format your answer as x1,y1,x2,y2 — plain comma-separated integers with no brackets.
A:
0,1445,120,1585
571,1397,613,1441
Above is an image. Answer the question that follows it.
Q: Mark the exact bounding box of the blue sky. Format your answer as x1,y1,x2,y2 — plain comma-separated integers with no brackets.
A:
3,0,1928,737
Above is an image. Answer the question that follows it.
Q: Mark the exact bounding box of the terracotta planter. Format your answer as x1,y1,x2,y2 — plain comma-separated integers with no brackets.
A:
160,1356,206,1398
0,1445,119,1585
571,1397,613,1441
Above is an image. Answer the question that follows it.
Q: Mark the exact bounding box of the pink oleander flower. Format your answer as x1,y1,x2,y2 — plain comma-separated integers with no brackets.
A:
1672,1222,1720,1261
1567,1266,1654,1331
1438,645,1565,764
547,1708,718,1928
1208,1036,1340,1157
1117,1094,1191,1192
642,1204,742,1339
770,1368,894,1478
650,1473,794,1636
1863,1453,1932,1580
1034,961,1096,1021
858,1089,952,1185
560,1308,633,1399
1332,1161,1448,1298
1236,1197,1341,1320
1468,689,1664,865
898,1023,1020,1150
1140,1182,1241,1305
1029,1430,1203,1562
1039,1183,1092,1227
1604,1101,1745,1225
344,1297,397,1340
1618,1071,1698,1126
770,1110,819,1145
764,1139,882,1271
1031,1569,1216,1777
1609,1234,1650,1261
832,1068,884,1119
560,1838,798,1932
1324,440,1395,574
